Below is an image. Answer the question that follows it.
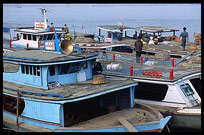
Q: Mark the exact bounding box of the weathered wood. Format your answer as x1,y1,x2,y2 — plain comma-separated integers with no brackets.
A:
16,89,19,131
3,116,53,132
3,79,136,100
175,51,195,66
118,118,138,132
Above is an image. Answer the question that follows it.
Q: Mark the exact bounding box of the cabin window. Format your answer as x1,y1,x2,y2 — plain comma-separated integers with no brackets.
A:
25,65,29,74
21,64,25,74
180,83,194,96
33,66,36,75
69,62,81,73
29,65,33,75
82,61,88,69
135,82,168,101
58,63,71,75
43,35,48,41
57,33,61,39
23,34,27,40
47,34,54,40
28,34,31,40
61,63,70,74
49,65,55,76
58,62,82,75
21,65,40,76
37,66,40,76
190,78,201,97
39,35,44,41
3,62,19,73
33,35,37,41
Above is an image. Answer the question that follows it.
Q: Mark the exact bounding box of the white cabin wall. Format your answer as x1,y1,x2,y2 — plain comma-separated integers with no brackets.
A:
12,39,38,48
162,85,186,104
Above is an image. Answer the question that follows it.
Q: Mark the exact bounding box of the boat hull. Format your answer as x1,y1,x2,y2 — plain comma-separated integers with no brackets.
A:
170,112,201,129
3,113,171,132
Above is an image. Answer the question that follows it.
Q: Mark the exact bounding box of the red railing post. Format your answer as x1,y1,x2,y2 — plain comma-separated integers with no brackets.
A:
140,56,143,64
26,43,29,48
171,58,174,67
9,40,12,48
170,69,173,80
130,66,133,76
112,53,115,61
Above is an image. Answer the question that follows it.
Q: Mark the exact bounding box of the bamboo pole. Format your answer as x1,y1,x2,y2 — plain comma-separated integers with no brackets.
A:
16,89,19,131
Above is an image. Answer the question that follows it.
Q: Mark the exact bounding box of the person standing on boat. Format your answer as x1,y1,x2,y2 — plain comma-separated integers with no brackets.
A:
134,36,143,63
179,27,189,51
64,24,69,34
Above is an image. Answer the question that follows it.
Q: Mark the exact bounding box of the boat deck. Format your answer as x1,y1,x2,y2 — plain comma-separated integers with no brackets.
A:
55,105,160,131
3,49,98,64
100,58,201,82
3,78,137,101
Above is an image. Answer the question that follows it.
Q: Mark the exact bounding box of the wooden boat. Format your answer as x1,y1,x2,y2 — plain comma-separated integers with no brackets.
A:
100,53,201,130
73,25,201,60
54,103,171,132
3,27,171,132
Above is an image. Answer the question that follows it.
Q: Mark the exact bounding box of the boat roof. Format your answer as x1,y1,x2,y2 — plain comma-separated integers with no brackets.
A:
3,78,137,103
3,49,98,65
100,58,201,83
97,25,138,32
14,27,65,35
136,26,179,33
78,43,130,49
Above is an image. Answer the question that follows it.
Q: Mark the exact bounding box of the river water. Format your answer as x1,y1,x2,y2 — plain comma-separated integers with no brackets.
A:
3,3,201,42
3,3,201,132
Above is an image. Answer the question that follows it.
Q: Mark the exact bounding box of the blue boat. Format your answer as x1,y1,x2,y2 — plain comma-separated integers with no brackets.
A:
3,24,171,132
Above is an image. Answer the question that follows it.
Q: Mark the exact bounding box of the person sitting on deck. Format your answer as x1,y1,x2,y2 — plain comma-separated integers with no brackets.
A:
92,59,103,75
102,51,108,60
49,22,54,32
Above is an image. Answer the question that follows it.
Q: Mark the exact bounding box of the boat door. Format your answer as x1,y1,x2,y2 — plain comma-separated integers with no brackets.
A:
179,81,199,106
32,65,42,86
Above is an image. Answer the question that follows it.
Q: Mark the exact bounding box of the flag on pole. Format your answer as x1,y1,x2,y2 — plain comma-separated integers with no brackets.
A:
3,27,10,33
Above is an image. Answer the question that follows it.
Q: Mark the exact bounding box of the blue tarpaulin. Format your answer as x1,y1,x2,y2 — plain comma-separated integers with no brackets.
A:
3,27,10,33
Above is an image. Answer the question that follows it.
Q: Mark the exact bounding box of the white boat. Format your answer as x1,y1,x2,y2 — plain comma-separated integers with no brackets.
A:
10,9,65,49
101,54,201,130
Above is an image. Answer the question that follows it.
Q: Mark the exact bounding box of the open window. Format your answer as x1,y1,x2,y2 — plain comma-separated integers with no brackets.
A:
135,82,168,101
63,88,131,127
3,95,25,115
190,78,201,97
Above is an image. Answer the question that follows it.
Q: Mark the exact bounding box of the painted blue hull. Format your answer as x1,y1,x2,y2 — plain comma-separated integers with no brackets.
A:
3,110,171,132
53,116,171,132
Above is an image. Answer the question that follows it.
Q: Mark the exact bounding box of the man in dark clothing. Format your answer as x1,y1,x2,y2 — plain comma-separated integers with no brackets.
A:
64,24,69,34
134,36,143,63
92,59,103,75
179,27,189,51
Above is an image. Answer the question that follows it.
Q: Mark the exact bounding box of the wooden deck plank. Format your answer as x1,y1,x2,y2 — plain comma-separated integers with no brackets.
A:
118,118,138,132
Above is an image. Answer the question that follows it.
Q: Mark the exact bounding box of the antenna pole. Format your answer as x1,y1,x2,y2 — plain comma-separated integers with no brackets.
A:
43,9,47,29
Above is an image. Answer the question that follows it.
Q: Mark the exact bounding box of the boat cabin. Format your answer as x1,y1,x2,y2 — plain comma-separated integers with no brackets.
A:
3,47,140,131
11,28,65,49
136,26,179,39
97,25,138,42
79,43,133,54
3,49,98,90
